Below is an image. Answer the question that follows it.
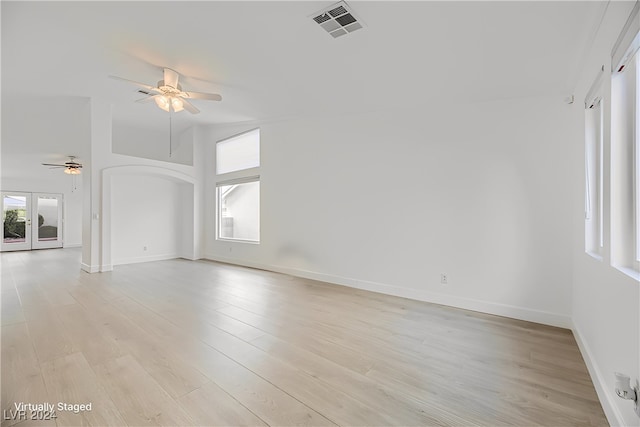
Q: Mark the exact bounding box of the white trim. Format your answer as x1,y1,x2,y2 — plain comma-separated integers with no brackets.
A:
63,243,82,248
216,175,260,187
614,265,640,281
572,324,624,427
217,127,260,145
112,253,179,266
81,262,99,273
612,0,640,73
204,254,572,328
585,65,605,109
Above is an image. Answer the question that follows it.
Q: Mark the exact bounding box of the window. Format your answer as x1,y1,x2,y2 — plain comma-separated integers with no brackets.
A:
636,53,640,266
215,129,260,243
216,129,260,175
610,1,639,274
217,179,260,242
585,72,604,259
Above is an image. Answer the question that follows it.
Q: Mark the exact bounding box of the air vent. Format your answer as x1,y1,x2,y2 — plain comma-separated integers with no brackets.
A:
310,1,364,39
313,13,331,24
328,5,347,17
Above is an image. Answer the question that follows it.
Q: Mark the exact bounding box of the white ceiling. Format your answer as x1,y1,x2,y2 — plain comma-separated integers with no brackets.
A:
1,1,605,173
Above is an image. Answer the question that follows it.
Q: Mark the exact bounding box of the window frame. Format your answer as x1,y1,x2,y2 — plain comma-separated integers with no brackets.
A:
585,71,605,260
214,128,261,244
635,53,640,269
610,2,640,276
216,176,260,244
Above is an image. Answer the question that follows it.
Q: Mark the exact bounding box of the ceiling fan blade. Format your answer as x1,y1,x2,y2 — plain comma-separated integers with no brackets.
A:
109,75,157,91
164,68,180,89
41,163,66,167
181,98,200,114
135,95,158,104
183,91,222,101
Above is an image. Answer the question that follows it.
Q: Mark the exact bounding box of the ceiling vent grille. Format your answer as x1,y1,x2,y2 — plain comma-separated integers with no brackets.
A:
310,1,363,39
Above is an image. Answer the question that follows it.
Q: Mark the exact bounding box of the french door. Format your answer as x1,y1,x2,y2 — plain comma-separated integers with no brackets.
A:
1,192,63,252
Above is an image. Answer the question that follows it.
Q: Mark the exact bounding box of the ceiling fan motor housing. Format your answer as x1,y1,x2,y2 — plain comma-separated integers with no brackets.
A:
157,80,183,94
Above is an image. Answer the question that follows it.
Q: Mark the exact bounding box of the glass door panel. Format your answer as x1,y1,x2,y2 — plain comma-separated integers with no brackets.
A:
1,192,32,251
32,193,63,249
1,192,63,252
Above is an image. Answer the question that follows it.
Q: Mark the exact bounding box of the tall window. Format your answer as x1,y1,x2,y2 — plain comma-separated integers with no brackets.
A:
585,73,604,259
611,1,639,273
216,129,260,243
636,53,640,266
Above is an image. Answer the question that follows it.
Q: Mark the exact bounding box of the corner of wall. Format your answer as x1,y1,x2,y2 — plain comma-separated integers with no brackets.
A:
572,322,625,427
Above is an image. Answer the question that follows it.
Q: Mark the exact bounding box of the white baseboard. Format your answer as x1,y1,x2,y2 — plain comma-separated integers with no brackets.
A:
204,254,572,328
113,253,178,266
572,324,623,427
81,263,99,273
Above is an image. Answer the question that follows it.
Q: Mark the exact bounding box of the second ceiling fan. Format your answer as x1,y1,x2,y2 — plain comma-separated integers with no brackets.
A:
110,68,222,114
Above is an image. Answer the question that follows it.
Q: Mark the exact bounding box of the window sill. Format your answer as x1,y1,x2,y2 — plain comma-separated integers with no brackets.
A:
613,265,640,282
586,251,603,262
217,238,260,245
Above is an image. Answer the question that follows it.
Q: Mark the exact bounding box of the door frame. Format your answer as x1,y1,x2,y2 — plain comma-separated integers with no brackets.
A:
1,192,32,251
1,191,63,252
31,193,64,250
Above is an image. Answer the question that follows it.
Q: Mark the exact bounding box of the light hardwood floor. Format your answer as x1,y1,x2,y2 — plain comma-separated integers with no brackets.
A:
1,249,608,426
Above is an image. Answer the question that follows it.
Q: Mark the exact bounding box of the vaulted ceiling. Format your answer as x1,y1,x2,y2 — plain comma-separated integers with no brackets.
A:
2,1,605,174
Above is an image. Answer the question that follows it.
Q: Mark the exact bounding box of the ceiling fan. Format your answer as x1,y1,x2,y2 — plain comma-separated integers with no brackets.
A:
42,156,82,175
110,68,222,114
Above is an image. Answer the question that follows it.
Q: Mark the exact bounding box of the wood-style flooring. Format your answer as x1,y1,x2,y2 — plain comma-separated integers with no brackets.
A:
1,249,608,426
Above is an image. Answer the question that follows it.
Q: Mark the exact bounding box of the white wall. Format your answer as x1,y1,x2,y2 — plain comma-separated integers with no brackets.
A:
111,174,182,265
112,122,193,166
204,94,575,327
571,2,640,426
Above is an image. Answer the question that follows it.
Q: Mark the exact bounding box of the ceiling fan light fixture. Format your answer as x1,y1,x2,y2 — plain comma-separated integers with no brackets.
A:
154,95,171,112
171,97,184,112
64,167,81,175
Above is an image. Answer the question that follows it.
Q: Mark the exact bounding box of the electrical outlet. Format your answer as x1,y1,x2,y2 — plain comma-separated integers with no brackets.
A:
440,273,448,284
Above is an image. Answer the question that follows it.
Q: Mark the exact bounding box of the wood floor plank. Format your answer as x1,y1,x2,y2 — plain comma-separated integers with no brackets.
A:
1,289,25,326
217,304,378,375
23,307,77,365
250,332,481,427
40,352,126,426
117,332,210,400
177,381,268,427
54,304,125,367
93,354,196,426
193,320,409,426
1,323,49,427
170,338,336,427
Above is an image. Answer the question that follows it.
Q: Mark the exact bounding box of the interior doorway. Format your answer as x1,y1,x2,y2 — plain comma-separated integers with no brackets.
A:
1,191,64,252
